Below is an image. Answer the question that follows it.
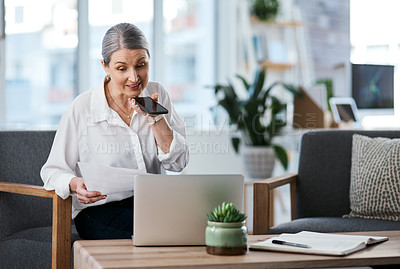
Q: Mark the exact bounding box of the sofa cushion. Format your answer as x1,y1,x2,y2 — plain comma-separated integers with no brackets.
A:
0,225,82,269
347,134,400,221
6,225,81,243
267,217,400,234
0,238,52,269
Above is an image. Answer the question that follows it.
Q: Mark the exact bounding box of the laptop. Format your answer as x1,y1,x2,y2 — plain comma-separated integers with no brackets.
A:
132,174,244,246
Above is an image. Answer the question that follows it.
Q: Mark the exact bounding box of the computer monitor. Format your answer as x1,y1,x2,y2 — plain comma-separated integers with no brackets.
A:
351,63,394,109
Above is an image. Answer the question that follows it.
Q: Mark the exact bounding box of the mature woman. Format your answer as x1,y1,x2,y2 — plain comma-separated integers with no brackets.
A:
41,23,189,240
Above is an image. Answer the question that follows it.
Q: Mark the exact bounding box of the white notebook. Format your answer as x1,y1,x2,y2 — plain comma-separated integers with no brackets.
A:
249,231,388,256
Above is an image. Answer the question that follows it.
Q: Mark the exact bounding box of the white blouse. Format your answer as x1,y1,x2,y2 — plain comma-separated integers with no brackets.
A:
41,81,189,218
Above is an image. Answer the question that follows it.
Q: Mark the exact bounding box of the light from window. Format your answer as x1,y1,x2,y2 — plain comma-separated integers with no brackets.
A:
162,0,216,130
14,6,24,24
4,0,78,127
88,0,154,88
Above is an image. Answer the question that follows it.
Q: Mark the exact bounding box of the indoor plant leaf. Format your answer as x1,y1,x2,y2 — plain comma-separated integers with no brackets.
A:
249,67,266,99
236,74,251,91
273,144,288,170
231,137,241,153
280,82,303,97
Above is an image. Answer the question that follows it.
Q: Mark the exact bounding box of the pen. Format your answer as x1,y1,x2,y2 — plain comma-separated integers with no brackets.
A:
272,239,311,249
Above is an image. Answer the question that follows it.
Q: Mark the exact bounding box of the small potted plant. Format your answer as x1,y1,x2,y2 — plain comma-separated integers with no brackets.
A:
205,202,247,255
251,0,280,22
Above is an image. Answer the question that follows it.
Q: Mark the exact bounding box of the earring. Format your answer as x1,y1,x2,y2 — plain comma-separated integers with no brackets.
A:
105,75,111,83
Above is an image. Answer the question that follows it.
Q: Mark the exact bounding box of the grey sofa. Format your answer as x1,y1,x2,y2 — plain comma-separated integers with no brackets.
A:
0,130,81,269
253,129,400,235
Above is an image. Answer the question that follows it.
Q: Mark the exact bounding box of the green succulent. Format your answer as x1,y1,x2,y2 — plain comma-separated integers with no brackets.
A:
207,202,247,223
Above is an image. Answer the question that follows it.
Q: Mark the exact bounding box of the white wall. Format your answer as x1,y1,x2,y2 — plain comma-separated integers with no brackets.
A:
181,129,244,175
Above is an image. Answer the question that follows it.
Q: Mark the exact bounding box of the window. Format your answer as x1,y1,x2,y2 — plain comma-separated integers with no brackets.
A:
1,0,218,129
87,0,216,129
161,0,216,129
88,0,154,87
350,0,400,114
351,0,400,65
4,0,78,127
14,6,24,24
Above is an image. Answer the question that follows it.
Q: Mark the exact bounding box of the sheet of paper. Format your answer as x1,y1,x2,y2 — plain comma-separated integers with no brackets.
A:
78,162,147,195
296,231,388,244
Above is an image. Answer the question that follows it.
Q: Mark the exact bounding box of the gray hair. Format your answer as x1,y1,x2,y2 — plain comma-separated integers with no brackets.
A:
102,23,150,66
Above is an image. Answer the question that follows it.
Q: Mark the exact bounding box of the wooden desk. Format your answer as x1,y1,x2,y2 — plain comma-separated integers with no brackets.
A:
74,231,400,269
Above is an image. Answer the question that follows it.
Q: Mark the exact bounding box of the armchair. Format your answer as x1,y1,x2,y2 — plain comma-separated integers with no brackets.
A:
253,129,400,235
0,131,80,269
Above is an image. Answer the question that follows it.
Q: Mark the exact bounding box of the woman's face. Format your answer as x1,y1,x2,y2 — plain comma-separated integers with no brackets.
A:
102,48,149,98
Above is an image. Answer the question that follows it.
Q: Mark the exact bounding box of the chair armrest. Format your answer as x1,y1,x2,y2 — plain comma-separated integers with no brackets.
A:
0,181,54,198
253,173,298,235
0,181,72,269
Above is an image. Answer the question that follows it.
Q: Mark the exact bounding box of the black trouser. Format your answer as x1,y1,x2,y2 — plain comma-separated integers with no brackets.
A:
74,196,133,240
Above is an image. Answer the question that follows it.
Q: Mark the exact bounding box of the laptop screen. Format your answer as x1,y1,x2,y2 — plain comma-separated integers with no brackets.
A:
133,174,244,246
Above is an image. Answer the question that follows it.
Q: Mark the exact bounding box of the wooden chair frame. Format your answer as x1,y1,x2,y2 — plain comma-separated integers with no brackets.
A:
0,181,72,269
253,172,298,235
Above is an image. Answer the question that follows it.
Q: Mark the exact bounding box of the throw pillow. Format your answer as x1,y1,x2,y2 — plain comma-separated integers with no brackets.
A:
346,134,400,221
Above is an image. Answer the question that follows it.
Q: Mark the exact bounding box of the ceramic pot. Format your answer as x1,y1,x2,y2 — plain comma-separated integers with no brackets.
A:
205,221,247,255
241,146,275,179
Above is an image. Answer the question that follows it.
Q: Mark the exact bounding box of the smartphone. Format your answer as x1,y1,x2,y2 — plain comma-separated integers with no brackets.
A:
134,96,169,115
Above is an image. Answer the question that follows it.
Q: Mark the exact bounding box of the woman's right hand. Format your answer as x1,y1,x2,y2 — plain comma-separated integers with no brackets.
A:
69,177,107,204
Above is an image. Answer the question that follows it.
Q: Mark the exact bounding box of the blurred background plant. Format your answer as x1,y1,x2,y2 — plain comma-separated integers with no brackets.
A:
316,78,334,111
212,65,301,170
251,0,280,22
